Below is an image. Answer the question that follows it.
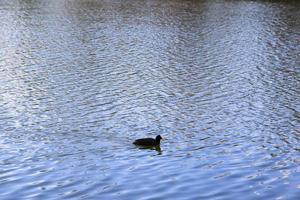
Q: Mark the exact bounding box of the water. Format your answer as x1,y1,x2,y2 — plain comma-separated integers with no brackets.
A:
0,0,300,199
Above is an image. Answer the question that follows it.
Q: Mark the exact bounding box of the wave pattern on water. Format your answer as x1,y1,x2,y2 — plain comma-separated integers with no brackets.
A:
0,0,300,199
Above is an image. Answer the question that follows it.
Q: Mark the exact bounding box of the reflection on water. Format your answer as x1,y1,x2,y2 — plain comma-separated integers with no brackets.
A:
136,146,162,155
0,0,300,199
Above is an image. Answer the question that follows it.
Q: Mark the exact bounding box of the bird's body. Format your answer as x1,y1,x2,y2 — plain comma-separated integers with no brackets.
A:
133,135,162,146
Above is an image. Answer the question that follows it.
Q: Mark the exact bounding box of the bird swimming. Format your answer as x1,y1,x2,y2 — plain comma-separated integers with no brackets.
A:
133,135,162,146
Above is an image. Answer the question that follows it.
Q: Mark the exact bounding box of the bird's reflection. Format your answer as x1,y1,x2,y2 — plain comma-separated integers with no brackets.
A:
137,146,162,155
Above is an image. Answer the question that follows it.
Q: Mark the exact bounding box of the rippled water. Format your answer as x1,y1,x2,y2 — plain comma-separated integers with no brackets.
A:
0,0,300,199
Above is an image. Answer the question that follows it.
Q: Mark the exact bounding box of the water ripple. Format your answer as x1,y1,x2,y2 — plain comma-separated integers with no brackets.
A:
0,0,300,199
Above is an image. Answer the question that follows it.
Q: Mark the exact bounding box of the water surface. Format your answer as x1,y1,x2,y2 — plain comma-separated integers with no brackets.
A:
0,0,300,199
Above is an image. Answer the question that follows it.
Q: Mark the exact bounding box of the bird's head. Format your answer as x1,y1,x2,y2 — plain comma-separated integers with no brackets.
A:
156,135,163,141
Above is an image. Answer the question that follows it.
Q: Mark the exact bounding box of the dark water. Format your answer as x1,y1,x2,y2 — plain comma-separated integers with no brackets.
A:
0,0,300,199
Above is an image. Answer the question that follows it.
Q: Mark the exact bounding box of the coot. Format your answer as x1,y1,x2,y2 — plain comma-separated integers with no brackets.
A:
133,135,162,146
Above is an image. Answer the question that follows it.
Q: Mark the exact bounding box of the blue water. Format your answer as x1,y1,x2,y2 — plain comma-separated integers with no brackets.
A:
0,0,300,199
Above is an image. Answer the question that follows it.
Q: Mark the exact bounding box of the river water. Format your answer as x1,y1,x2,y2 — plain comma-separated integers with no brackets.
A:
0,0,300,199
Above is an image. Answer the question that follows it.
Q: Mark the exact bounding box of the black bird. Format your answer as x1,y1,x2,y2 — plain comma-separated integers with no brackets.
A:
133,135,162,146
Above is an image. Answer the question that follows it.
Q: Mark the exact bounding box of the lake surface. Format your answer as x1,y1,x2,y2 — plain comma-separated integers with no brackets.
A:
0,0,300,199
